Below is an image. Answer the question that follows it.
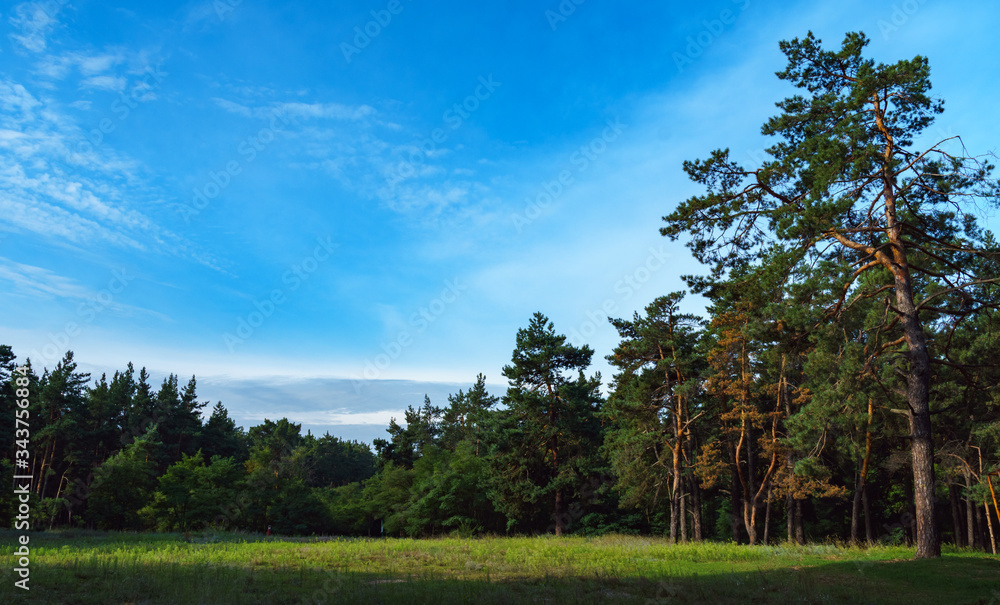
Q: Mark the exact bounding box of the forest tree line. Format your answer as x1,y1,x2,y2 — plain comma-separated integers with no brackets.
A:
1,279,998,549
4,32,1000,557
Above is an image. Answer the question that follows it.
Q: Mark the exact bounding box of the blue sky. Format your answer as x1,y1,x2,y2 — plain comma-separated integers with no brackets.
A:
2,0,998,445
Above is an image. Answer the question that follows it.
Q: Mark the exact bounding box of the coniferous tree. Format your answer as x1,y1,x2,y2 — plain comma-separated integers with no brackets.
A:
198,402,248,462
483,312,603,535
440,374,499,453
661,31,1000,557
85,424,160,530
32,351,89,500
604,293,704,542
0,345,21,527
374,396,443,469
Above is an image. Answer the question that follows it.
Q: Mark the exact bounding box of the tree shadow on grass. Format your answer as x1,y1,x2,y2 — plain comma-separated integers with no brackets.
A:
3,554,997,605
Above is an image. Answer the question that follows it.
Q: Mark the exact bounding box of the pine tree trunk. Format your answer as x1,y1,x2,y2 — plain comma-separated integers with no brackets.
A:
977,506,988,551
965,470,977,548
784,366,796,545
851,469,863,544
39,437,58,498
794,499,805,544
744,423,757,545
743,498,756,545
669,493,678,543
984,501,997,555
876,123,939,557
730,453,741,543
690,475,703,541
669,439,681,543
786,494,794,543
988,475,1000,550
950,484,965,547
863,485,874,543
762,487,772,545
680,494,688,543
550,395,563,536
853,398,874,544
888,238,938,558
554,487,564,536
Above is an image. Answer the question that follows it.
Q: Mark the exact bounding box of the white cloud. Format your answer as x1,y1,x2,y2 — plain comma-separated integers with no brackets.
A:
276,101,376,121
0,81,42,120
0,258,169,322
0,258,92,300
77,53,124,76
80,75,127,92
212,97,377,123
211,96,253,117
0,77,224,270
8,1,64,53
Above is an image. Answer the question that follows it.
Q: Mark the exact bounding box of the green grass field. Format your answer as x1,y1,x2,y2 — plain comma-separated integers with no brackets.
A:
2,530,998,604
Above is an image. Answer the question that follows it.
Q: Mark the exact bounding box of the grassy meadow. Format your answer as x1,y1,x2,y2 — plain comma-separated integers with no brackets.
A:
2,530,998,604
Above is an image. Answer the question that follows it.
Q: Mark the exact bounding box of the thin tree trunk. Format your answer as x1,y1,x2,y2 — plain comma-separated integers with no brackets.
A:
730,444,741,543
748,367,783,546
763,486,772,545
744,420,757,544
863,485,874,543
795,499,805,544
680,494,689,543
984,501,997,555
787,494,794,543
554,486,564,536
36,440,51,495
784,361,796,545
852,398,875,544
988,474,1000,546
950,484,965,547
965,469,977,549
549,385,563,537
977,506,988,552
690,474,703,541
39,437,58,498
851,469,861,543
670,439,681,543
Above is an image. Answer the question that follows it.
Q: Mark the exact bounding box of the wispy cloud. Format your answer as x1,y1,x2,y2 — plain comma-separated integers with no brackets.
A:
0,258,92,300
76,52,125,76
211,96,252,117
79,75,127,93
0,258,174,329
276,101,376,121
212,97,376,123
0,81,42,120
32,48,157,89
8,1,65,53
0,77,225,272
